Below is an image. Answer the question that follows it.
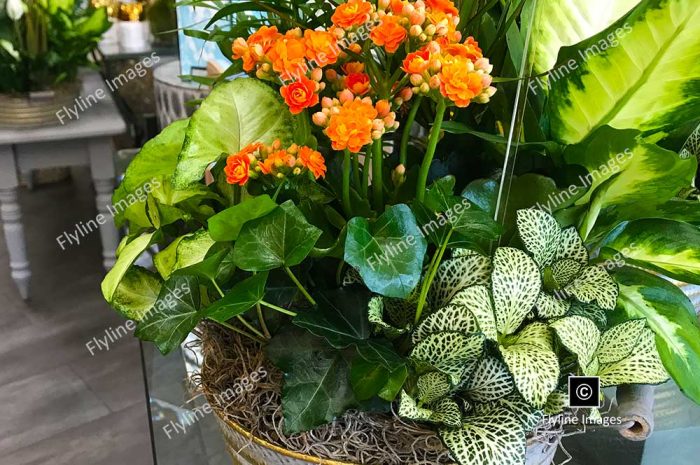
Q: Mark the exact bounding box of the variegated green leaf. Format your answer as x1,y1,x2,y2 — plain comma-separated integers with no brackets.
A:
430,253,492,308
474,395,545,432
536,292,570,318
599,218,700,285
565,265,618,310
544,391,569,416
567,301,608,330
429,398,463,428
551,259,583,287
516,209,561,268
598,329,669,387
367,296,409,338
411,332,486,384
417,371,452,405
550,316,601,368
451,285,498,341
385,295,418,328
553,227,589,264
440,409,526,465
398,390,433,422
614,267,700,403
464,357,514,403
509,322,553,351
501,344,560,408
584,356,600,377
597,319,647,364
413,304,479,344
492,248,542,334
547,0,700,144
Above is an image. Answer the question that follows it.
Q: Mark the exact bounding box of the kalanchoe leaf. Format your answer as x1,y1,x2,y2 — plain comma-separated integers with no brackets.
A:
598,329,669,387
135,275,202,355
429,252,492,309
564,265,619,310
344,204,428,299
491,247,542,335
550,316,601,368
596,319,647,364
233,200,322,271
417,371,453,405
450,285,498,341
412,304,479,345
440,408,526,465
411,332,486,385
463,357,514,404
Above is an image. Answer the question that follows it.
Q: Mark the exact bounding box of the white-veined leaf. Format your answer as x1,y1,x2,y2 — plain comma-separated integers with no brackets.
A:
516,209,561,268
413,304,479,344
598,329,669,387
411,332,486,385
565,265,618,310
553,226,589,264
501,344,560,408
430,253,492,308
417,371,452,405
450,285,498,340
550,316,601,368
492,248,542,334
597,319,647,364
536,292,570,319
474,394,545,432
464,357,514,403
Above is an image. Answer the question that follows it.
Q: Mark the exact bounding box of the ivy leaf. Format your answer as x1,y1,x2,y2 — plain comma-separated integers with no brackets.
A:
205,272,268,323
233,200,322,271
344,204,427,298
293,288,371,349
207,195,277,242
135,275,202,355
154,230,216,279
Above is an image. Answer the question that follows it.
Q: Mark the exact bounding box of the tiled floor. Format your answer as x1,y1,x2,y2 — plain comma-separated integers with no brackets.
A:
0,171,152,465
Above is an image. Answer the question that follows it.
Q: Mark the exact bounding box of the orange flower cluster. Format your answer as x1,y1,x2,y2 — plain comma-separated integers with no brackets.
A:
312,95,398,153
403,37,496,108
224,141,327,186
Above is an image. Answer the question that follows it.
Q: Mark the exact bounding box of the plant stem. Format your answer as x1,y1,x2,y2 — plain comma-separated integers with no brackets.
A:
284,266,317,306
362,147,370,197
416,99,447,202
256,303,271,339
211,278,225,298
236,315,266,340
260,300,298,317
350,149,362,190
400,95,423,166
213,320,265,344
372,138,384,210
414,229,453,324
342,150,352,217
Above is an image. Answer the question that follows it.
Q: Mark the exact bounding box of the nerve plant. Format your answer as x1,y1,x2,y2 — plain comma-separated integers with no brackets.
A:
100,1,700,465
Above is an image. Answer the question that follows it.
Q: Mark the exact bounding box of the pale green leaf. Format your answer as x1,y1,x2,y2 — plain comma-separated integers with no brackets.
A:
412,304,479,345
597,319,647,364
550,315,601,367
501,344,559,408
450,285,498,340
492,247,542,335
464,357,514,404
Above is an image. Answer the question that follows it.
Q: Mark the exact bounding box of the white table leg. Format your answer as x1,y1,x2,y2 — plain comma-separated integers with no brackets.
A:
0,146,31,299
88,138,119,270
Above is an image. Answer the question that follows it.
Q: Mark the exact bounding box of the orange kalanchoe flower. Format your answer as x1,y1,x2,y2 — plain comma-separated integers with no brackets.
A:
268,30,307,81
280,76,319,115
402,49,431,74
298,146,327,179
439,57,484,107
325,97,378,153
442,36,483,62
232,25,282,71
425,0,459,16
370,15,408,54
332,0,373,29
224,152,252,185
259,149,295,176
345,73,371,96
342,61,365,75
304,29,340,67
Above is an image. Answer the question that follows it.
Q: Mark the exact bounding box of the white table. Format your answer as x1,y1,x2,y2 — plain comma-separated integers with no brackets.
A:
0,71,127,299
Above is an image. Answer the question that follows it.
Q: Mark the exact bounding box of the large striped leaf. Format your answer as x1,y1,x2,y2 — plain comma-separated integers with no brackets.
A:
547,0,700,144
526,0,641,75
600,219,700,284
614,267,700,403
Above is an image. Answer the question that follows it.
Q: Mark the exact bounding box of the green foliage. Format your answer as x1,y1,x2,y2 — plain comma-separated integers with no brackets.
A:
208,195,277,241
205,272,269,323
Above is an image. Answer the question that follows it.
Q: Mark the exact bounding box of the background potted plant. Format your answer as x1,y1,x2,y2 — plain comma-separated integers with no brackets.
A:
100,1,700,464
0,0,110,127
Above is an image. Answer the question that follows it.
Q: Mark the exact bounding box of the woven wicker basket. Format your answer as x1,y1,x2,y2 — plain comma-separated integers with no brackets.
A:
0,81,80,128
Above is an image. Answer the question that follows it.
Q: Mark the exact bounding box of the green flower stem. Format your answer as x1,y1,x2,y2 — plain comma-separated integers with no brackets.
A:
414,229,453,324
260,300,298,317
214,320,266,344
362,147,370,197
256,303,271,339
400,95,423,166
349,149,362,190
211,279,225,298
416,99,447,202
284,266,317,306
372,138,384,210
342,150,352,217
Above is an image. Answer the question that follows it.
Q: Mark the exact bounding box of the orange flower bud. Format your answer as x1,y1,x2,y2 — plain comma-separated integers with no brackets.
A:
339,88,354,103
376,99,391,117
312,111,328,126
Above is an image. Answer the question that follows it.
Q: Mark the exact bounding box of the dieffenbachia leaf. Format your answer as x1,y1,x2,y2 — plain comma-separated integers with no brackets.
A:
450,285,498,341
102,232,156,302
614,267,700,403
412,304,479,344
417,371,452,405
134,275,202,355
516,209,561,267
598,328,669,387
154,229,216,279
411,332,485,385
429,252,492,308
111,266,162,321
440,408,526,465
547,0,700,143
596,319,647,364
204,272,268,323
525,0,641,75
599,218,700,285
550,316,601,368
233,200,322,271
500,343,559,409
464,357,514,404
344,204,428,299
565,265,618,310
173,78,294,187
207,195,277,241
492,247,542,334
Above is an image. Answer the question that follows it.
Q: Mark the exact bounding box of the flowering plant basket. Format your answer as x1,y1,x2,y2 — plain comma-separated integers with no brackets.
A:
101,1,700,464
